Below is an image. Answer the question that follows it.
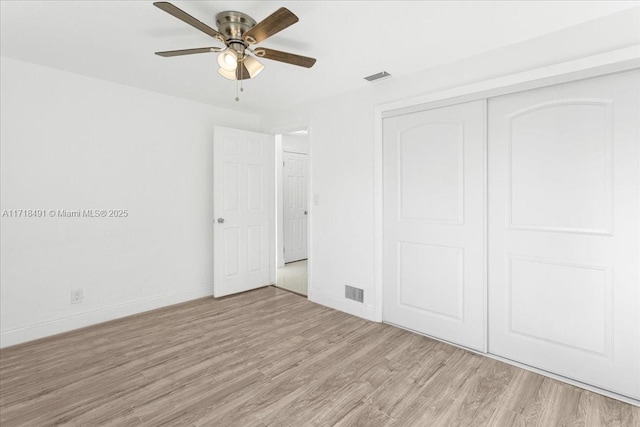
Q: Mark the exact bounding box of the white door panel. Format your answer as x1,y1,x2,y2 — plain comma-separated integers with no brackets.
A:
383,100,486,351
488,70,640,399
214,126,274,297
283,152,308,263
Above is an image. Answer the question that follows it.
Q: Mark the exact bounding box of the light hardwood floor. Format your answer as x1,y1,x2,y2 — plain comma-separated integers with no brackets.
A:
276,259,308,296
1,286,638,426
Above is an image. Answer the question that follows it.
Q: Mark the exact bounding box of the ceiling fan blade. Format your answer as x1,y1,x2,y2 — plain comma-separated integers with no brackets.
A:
155,47,221,57
154,2,226,42
242,8,298,44
253,48,316,68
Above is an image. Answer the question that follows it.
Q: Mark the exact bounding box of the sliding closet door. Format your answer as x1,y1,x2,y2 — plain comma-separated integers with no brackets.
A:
383,100,486,351
488,70,640,399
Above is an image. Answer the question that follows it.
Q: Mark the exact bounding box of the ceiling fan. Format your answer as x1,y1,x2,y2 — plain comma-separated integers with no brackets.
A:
153,2,316,85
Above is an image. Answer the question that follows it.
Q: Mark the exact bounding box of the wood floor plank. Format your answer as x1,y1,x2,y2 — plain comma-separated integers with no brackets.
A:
1,286,638,427
334,402,393,427
434,359,516,427
366,340,456,419
519,377,562,426
536,382,584,427
499,368,546,415
386,350,484,425
486,406,523,426
584,392,640,427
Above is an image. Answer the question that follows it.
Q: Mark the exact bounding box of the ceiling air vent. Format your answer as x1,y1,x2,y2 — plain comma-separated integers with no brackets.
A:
364,71,391,82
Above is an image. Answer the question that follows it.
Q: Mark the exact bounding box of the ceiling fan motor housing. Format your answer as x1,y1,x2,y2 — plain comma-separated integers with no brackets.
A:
215,11,256,41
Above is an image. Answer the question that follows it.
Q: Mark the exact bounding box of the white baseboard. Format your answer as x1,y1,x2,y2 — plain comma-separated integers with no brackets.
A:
0,283,212,348
308,287,377,322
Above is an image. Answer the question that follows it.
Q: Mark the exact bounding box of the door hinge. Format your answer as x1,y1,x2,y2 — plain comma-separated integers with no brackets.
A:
283,161,285,167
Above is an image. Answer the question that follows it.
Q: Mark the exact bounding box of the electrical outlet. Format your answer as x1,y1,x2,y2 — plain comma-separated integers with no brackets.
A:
71,289,83,304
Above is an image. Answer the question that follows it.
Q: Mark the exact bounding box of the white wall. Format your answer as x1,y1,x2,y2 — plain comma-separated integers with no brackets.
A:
262,8,640,321
282,133,309,155
2,8,638,347
0,57,261,347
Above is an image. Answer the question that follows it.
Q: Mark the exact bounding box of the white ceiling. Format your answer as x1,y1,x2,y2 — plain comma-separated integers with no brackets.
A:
1,1,637,114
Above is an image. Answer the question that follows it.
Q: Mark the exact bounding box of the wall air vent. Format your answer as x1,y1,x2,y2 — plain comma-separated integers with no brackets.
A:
364,71,391,82
345,285,364,303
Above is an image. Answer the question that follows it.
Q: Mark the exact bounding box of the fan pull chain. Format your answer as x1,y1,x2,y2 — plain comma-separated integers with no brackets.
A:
240,61,244,93
235,57,245,102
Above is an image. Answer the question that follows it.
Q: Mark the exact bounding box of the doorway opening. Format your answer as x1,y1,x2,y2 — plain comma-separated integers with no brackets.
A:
275,128,309,296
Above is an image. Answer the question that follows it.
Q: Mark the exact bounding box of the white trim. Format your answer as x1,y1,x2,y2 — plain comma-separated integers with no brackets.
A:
481,98,489,354
306,121,314,300
0,283,212,348
275,135,285,270
268,133,277,285
372,45,640,325
373,100,384,322
380,45,640,118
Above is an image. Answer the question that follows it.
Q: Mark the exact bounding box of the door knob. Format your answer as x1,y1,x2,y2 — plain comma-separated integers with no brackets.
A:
217,218,225,223
304,211,308,215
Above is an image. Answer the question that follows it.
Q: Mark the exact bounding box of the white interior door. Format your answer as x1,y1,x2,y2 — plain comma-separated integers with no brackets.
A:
383,100,486,351
213,126,274,297
488,70,640,399
283,151,308,263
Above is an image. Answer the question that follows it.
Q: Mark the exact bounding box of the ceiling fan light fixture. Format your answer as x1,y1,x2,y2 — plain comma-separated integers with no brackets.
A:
217,67,237,80
243,55,265,78
217,49,238,71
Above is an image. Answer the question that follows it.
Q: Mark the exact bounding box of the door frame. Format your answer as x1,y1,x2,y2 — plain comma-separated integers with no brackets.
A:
372,46,640,405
